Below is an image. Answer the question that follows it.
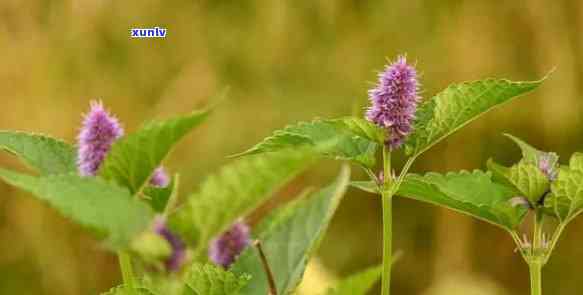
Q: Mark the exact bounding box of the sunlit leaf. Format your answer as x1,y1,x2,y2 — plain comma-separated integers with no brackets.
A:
405,77,544,157
0,168,154,248
0,131,77,175
99,109,210,194
170,151,316,259
183,264,250,295
235,117,380,167
231,166,350,295
397,170,527,230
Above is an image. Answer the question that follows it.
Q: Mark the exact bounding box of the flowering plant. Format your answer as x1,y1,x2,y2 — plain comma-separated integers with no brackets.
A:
0,57,547,295
238,56,544,294
0,100,370,294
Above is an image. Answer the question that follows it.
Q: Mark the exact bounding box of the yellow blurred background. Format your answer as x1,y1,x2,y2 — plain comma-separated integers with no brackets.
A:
1,1,582,294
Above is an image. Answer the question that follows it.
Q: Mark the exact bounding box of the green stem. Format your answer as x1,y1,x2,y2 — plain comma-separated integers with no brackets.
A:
381,145,392,295
529,261,542,295
529,210,544,295
544,222,566,264
118,251,137,294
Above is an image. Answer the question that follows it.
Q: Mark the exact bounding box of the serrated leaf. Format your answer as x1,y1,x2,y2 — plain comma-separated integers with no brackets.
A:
325,265,382,295
0,168,154,248
332,117,386,143
183,264,250,295
546,154,583,222
170,151,316,258
397,170,527,230
405,78,544,157
101,285,158,295
231,165,350,295
503,134,545,165
568,153,583,172
487,159,549,205
0,131,77,175
235,117,380,167
99,109,210,194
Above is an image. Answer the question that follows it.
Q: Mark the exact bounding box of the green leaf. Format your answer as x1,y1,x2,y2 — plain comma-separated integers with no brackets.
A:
183,264,250,295
101,285,158,295
350,181,380,194
568,152,583,172
235,117,380,167
503,134,546,164
487,159,549,205
397,170,527,230
170,151,316,258
231,165,350,295
405,77,544,157
99,109,210,194
546,154,583,222
0,168,154,248
325,265,382,295
0,131,77,175
143,174,178,213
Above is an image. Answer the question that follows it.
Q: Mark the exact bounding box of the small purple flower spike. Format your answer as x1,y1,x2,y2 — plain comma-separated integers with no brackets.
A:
150,166,170,187
153,216,187,272
209,221,251,268
366,56,420,149
77,101,124,176
538,153,558,181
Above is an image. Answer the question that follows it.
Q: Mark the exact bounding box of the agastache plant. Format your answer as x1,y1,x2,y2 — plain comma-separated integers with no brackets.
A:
0,63,548,295
237,55,545,295
0,98,372,295
394,134,576,295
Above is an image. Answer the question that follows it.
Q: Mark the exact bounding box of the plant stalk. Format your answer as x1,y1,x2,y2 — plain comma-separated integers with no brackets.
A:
529,210,544,295
529,261,542,295
118,251,137,294
381,145,392,295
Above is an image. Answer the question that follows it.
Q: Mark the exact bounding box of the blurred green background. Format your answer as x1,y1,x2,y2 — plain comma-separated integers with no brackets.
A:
1,1,582,294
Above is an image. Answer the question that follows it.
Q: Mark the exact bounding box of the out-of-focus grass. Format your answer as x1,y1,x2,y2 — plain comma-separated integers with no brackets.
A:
1,1,582,294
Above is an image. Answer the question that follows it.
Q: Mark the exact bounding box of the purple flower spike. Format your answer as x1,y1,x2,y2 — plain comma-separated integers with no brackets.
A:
77,101,124,176
366,56,420,149
209,221,251,268
150,166,170,187
153,216,186,272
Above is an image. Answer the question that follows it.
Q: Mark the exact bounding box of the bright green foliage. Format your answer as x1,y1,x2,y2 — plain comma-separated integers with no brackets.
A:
231,166,350,295
350,181,379,194
333,117,386,144
0,131,77,175
568,152,583,171
170,151,316,257
487,159,549,205
143,174,177,213
101,285,157,295
546,153,583,222
99,109,210,194
325,265,382,295
397,170,527,231
0,169,154,248
234,117,380,167
405,78,544,157
184,264,250,295
503,134,557,166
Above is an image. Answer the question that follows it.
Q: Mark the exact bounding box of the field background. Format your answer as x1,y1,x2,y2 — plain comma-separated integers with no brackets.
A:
1,1,582,294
